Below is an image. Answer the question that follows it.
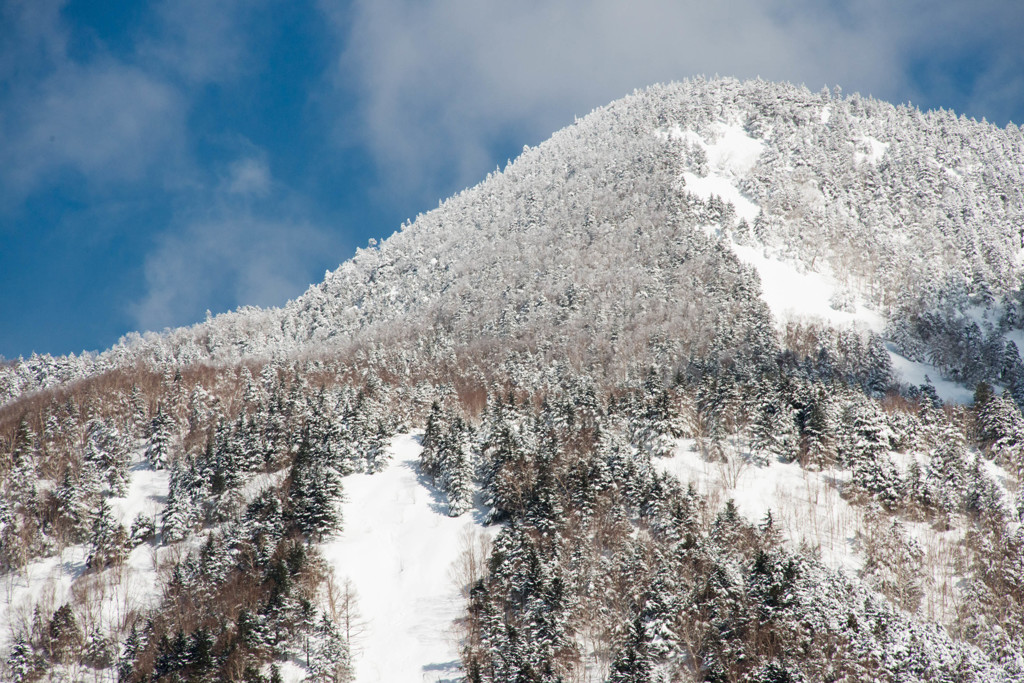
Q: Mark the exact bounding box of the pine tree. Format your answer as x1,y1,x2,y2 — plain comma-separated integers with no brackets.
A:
859,511,924,614
845,403,900,504
6,634,35,683
87,498,127,569
977,391,1024,475
163,457,203,543
289,431,343,540
751,379,798,463
364,420,392,473
927,427,969,513
8,419,37,473
307,614,352,682
84,418,130,496
446,447,475,517
147,406,176,470
800,386,835,467
47,603,82,664
129,513,156,547
82,626,114,669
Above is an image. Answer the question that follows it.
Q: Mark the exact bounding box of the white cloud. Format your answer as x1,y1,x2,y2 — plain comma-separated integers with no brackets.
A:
0,2,192,204
322,0,1024,201
1,62,187,199
139,0,265,83
131,207,341,332
0,0,273,204
224,157,272,196
0,0,67,84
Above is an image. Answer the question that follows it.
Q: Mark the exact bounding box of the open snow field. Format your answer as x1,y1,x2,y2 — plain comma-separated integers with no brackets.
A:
321,433,493,683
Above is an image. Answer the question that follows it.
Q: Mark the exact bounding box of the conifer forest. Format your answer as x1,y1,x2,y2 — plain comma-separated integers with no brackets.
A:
2,78,1024,681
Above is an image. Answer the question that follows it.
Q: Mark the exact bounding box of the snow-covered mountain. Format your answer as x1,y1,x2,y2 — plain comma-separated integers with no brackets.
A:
7,78,1024,402
2,78,1024,682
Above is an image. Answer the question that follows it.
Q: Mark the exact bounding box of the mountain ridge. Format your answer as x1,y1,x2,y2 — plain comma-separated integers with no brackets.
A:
4,77,1024,406
2,77,1024,682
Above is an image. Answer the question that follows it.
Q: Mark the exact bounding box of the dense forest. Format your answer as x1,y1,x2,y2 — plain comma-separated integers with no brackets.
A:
1,78,1023,681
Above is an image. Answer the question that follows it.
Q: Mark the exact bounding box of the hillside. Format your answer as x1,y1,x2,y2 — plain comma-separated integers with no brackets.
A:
1,78,1024,682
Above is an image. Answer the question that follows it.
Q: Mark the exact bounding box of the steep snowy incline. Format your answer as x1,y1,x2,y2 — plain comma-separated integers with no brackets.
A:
660,117,994,402
321,434,492,683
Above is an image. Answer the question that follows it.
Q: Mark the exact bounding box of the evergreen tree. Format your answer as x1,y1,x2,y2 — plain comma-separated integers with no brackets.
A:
845,404,900,504
147,406,176,470
927,427,969,513
47,603,82,664
6,634,35,683
163,457,203,543
84,418,130,496
977,391,1024,475
860,511,924,614
83,627,114,669
289,431,343,540
800,386,835,467
307,614,352,682
752,378,798,463
87,498,127,569
8,419,37,472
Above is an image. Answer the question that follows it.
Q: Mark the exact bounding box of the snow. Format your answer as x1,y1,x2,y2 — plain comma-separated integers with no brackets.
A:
654,439,979,625
0,548,90,642
661,120,976,403
683,172,760,222
656,440,863,575
981,458,1018,514
702,122,765,177
668,121,764,223
820,107,832,124
108,457,169,526
854,135,889,164
0,449,172,680
731,243,885,332
1005,329,1024,361
320,433,494,683
663,121,885,332
0,435,498,683
885,348,975,404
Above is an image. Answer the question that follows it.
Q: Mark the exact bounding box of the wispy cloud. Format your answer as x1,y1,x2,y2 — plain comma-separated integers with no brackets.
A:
139,0,264,84
223,156,272,197
1,62,187,201
131,172,341,332
0,0,274,206
0,2,188,206
322,0,1023,203
1,0,337,337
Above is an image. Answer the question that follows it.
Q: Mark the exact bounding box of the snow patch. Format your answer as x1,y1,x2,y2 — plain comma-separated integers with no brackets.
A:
108,457,170,526
655,439,977,625
885,349,976,404
854,135,889,164
320,433,494,683
666,121,764,223
703,122,765,177
656,440,862,575
683,173,760,223
0,548,90,656
1003,329,1024,360
731,243,884,332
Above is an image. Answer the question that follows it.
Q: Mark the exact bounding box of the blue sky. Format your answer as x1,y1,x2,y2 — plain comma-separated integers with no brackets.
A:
2,0,1023,359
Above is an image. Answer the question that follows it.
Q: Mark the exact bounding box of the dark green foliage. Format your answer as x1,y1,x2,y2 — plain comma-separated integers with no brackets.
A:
288,428,343,541
6,73,1024,680
607,618,652,683
146,406,175,470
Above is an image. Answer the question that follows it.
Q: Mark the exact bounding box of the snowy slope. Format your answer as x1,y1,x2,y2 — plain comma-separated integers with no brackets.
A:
321,433,493,683
654,438,978,627
662,119,980,403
